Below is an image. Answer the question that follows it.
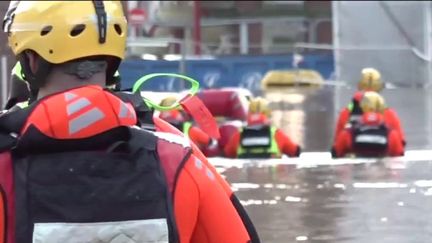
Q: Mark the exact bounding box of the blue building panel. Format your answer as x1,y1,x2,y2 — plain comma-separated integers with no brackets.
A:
119,54,334,92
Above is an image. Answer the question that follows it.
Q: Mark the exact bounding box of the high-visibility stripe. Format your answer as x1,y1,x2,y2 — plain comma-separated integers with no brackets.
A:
118,101,129,118
355,134,387,145
69,108,105,135
242,137,271,146
66,97,91,116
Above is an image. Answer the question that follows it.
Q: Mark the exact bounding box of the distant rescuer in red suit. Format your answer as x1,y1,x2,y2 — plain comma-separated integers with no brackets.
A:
333,67,406,146
224,97,301,158
331,91,405,158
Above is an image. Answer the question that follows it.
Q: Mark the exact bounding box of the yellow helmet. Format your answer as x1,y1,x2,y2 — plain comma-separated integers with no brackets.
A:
7,1,126,64
358,68,384,92
159,96,179,108
359,91,386,113
5,1,127,86
248,97,271,116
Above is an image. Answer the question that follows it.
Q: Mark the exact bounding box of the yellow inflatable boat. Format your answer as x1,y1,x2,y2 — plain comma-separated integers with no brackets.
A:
261,69,324,90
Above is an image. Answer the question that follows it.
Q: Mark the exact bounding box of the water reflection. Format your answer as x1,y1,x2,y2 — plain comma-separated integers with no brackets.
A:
266,87,334,151
214,158,432,242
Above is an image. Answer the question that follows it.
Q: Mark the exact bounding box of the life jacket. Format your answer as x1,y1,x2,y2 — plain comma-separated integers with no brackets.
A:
352,122,389,157
237,125,280,158
113,91,155,131
0,85,192,243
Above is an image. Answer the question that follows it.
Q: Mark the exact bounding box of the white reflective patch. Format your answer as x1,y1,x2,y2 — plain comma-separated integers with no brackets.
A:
154,131,190,148
33,219,169,243
355,134,387,144
242,137,270,146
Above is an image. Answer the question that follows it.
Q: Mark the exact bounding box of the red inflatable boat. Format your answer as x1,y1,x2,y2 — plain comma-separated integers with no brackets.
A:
196,88,251,157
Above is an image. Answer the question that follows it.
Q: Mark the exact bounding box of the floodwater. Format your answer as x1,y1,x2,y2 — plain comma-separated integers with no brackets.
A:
210,87,432,243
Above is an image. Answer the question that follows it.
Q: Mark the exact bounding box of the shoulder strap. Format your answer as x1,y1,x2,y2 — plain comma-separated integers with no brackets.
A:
0,105,34,135
113,91,155,131
0,133,16,152
0,105,35,152
127,126,158,152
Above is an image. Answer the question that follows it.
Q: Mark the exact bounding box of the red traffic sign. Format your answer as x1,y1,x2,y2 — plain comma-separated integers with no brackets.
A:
129,8,147,26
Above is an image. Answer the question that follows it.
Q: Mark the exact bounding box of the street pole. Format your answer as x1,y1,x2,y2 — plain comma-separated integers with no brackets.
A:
240,22,249,54
180,36,187,76
193,0,201,56
331,1,341,124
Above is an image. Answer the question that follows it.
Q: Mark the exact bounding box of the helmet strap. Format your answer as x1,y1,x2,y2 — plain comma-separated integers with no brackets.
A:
90,1,121,87
92,0,107,44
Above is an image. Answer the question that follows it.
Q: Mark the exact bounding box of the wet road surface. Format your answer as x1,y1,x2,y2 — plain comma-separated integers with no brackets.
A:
210,87,432,243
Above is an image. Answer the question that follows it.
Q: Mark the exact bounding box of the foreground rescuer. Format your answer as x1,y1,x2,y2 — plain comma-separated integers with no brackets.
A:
0,1,259,243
